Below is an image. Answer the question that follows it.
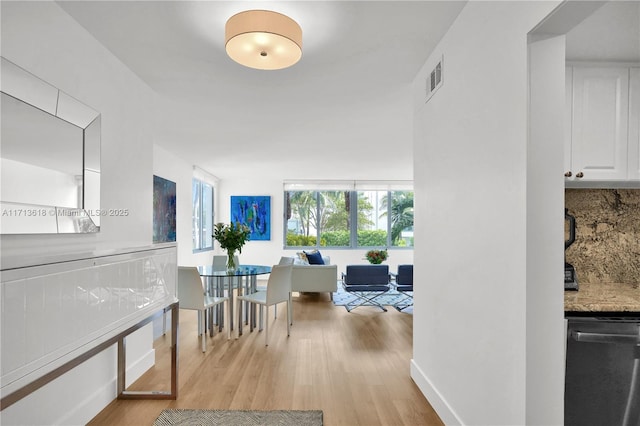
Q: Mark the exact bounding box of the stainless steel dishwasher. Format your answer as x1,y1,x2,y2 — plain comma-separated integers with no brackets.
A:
565,316,640,426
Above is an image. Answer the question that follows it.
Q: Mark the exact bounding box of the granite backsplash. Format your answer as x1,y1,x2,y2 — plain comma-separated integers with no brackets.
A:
565,189,639,284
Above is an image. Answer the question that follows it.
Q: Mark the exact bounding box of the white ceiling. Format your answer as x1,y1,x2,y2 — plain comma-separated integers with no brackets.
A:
565,1,640,62
55,1,639,181
56,0,467,180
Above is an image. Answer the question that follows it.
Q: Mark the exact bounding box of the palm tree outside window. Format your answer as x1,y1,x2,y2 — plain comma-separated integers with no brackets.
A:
284,187,413,249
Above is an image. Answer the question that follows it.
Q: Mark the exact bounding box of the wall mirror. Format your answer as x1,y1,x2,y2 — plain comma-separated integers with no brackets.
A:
0,57,101,234
1,57,101,234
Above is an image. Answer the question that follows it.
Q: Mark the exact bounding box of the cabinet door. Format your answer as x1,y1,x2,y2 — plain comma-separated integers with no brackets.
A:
571,67,629,180
565,67,573,178
629,68,640,180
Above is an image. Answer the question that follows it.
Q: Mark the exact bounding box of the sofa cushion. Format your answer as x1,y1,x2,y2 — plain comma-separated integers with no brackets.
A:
304,250,325,265
344,265,390,285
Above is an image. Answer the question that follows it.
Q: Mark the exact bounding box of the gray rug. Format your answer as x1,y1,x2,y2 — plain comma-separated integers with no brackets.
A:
154,409,323,426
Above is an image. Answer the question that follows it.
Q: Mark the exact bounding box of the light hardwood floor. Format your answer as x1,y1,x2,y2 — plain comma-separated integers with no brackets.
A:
87,293,443,426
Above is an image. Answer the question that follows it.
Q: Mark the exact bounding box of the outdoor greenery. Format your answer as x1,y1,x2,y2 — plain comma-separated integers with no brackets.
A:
286,190,413,248
287,191,374,238
286,233,321,246
381,191,414,246
355,230,388,246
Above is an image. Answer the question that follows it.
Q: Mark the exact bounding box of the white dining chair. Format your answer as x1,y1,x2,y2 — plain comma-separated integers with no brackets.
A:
256,256,295,320
178,266,230,352
212,253,240,298
236,264,293,346
279,256,295,323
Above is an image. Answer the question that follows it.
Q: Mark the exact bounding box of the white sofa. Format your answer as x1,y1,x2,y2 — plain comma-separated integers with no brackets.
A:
290,256,338,299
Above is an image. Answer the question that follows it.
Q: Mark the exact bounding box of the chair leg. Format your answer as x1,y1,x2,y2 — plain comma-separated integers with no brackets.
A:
344,290,389,312
201,310,206,352
286,301,290,337
289,293,293,326
209,306,214,337
265,307,269,346
236,298,242,339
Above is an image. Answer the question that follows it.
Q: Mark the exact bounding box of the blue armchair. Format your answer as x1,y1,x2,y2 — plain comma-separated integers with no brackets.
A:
341,265,391,312
392,264,413,311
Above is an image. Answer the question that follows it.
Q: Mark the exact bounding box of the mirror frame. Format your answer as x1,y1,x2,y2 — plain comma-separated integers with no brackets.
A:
0,57,101,234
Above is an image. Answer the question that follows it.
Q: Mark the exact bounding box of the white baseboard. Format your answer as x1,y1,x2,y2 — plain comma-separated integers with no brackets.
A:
410,359,463,426
57,347,156,425
57,376,117,425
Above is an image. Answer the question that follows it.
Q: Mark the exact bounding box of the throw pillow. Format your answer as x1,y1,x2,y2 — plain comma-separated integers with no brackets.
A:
296,251,309,265
304,250,325,265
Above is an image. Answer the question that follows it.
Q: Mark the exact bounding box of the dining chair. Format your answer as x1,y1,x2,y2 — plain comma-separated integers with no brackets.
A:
212,253,240,296
279,256,295,323
236,264,293,346
257,256,295,320
178,266,230,352
212,254,240,271
213,254,241,326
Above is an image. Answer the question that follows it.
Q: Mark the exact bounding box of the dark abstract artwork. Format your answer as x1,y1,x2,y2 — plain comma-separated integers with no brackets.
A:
231,195,270,241
153,175,176,243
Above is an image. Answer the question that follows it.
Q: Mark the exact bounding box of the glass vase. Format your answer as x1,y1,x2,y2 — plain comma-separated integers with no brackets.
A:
226,250,236,274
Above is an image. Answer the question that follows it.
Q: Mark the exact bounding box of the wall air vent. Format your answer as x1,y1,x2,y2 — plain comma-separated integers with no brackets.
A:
425,56,443,103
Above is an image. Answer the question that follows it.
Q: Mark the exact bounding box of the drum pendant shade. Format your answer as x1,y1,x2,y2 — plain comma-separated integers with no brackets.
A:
225,10,303,70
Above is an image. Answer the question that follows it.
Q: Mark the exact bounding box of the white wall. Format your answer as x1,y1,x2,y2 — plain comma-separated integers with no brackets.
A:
1,2,160,424
214,178,413,275
527,34,566,426
410,2,561,425
0,3,155,255
1,158,80,208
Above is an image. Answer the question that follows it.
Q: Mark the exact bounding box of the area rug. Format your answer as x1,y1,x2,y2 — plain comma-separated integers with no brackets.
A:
154,409,323,426
332,284,413,313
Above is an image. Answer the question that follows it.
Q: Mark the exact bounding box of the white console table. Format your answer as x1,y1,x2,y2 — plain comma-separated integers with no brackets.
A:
0,244,179,410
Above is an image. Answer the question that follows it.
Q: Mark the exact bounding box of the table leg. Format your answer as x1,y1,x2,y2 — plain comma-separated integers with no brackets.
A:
250,275,258,331
208,305,214,337
237,291,243,337
217,276,224,332
228,276,235,331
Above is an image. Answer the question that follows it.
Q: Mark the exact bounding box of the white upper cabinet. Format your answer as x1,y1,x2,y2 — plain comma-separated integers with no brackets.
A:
629,68,640,179
568,66,629,181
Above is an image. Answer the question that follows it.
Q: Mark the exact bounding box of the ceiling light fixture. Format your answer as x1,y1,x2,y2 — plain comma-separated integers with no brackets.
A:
225,10,302,70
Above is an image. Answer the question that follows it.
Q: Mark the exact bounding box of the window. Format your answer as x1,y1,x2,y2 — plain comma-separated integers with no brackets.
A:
359,190,414,248
284,181,413,249
286,190,350,247
193,178,214,252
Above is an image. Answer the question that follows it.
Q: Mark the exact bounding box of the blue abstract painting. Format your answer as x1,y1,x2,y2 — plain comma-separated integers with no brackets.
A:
153,175,176,243
231,195,270,241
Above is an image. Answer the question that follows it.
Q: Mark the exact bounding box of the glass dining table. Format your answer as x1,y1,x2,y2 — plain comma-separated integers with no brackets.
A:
197,264,272,334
